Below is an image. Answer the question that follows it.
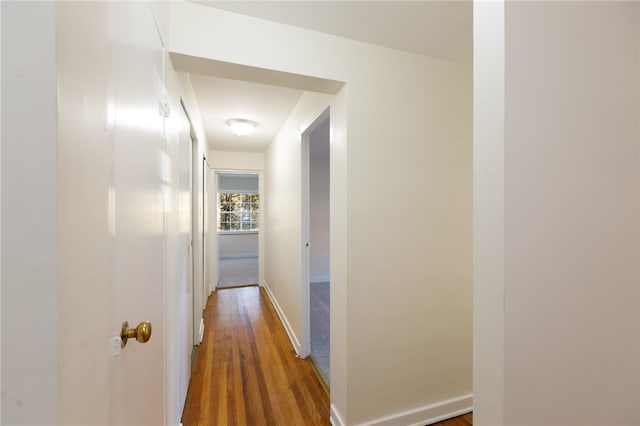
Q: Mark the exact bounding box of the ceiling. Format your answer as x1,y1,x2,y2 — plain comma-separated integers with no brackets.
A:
190,74,303,153
193,1,472,63
186,1,472,153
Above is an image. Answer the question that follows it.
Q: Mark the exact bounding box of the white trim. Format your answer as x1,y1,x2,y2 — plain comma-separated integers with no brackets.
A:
355,394,473,426
311,276,330,284
218,230,258,235
219,253,259,260
301,120,312,358
300,105,331,136
262,280,302,355
300,107,331,360
330,404,346,426
198,318,205,345
216,189,259,194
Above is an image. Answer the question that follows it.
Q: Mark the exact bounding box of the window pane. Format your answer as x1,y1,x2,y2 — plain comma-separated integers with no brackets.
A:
218,192,259,233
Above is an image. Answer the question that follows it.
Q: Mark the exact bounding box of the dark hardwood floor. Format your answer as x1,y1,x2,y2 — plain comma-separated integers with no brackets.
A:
181,285,472,426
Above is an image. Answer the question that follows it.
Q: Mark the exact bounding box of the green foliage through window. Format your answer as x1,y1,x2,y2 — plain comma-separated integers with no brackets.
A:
218,193,259,232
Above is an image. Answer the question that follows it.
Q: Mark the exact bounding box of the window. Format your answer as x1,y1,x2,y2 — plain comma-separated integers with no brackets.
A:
218,192,259,232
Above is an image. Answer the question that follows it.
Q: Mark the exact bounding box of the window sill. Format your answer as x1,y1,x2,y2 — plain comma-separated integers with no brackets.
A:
218,231,259,235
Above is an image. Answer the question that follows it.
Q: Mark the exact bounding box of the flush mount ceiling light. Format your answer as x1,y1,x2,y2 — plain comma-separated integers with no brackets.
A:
226,118,258,136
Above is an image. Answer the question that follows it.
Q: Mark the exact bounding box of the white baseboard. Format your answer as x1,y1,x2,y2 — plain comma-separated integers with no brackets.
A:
311,275,330,284
356,394,472,426
330,404,346,426
261,280,302,355
198,318,205,345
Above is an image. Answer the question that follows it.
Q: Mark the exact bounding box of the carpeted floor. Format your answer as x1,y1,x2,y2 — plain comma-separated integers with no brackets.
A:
218,257,259,288
310,281,330,386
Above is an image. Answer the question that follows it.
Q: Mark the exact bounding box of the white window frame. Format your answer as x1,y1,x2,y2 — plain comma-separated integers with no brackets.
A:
217,190,259,234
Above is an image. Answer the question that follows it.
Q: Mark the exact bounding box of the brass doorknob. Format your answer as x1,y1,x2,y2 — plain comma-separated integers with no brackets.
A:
120,321,152,347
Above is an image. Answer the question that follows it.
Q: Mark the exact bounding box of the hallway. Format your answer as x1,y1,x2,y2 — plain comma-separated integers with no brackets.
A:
181,286,329,425
182,285,473,425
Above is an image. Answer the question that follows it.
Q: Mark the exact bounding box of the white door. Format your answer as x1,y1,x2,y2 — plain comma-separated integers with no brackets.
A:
192,141,205,344
108,2,168,424
57,1,192,424
165,101,195,422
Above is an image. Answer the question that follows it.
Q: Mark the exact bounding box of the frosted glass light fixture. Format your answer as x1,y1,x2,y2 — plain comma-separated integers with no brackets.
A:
226,118,257,136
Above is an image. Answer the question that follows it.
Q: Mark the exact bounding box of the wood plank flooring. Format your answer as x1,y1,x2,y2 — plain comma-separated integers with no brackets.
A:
182,286,330,426
433,413,473,426
182,285,472,426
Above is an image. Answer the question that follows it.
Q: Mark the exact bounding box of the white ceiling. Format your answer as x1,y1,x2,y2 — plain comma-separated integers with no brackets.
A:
190,74,303,153
193,1,472,63
185,1,472,153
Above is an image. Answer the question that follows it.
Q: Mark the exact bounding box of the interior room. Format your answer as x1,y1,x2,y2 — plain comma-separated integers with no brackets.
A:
216,172,260,288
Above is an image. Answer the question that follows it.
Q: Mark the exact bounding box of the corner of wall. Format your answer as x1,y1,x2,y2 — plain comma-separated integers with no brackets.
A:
330,404,346,426
261,280,303,355
356,395,472,426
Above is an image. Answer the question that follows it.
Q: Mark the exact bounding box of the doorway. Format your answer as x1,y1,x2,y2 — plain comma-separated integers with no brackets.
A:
303,111,331,386
216,171,260,288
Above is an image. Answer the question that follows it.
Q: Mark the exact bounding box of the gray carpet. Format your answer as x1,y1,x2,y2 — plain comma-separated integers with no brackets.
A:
310,281,330,386
218,257,259,288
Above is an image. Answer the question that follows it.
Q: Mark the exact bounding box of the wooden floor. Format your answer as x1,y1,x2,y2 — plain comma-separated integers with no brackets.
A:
433,412,473,426
182,285,472,426
182,286,330,425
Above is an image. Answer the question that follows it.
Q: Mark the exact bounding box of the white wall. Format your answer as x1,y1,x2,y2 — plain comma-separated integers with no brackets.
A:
169,5,472,424
475,2,640,425
504,2,639,424
310,118,330,283
1,3,59,423
210,150,264,170
218,174,259,192
264,91,333,355
219,233,258,259
473,2,505,425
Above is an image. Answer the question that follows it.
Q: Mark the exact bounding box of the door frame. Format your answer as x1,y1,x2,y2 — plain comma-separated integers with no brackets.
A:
181,101,204,349
300,107,330,359
202,156,209,312
213,169,263,289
